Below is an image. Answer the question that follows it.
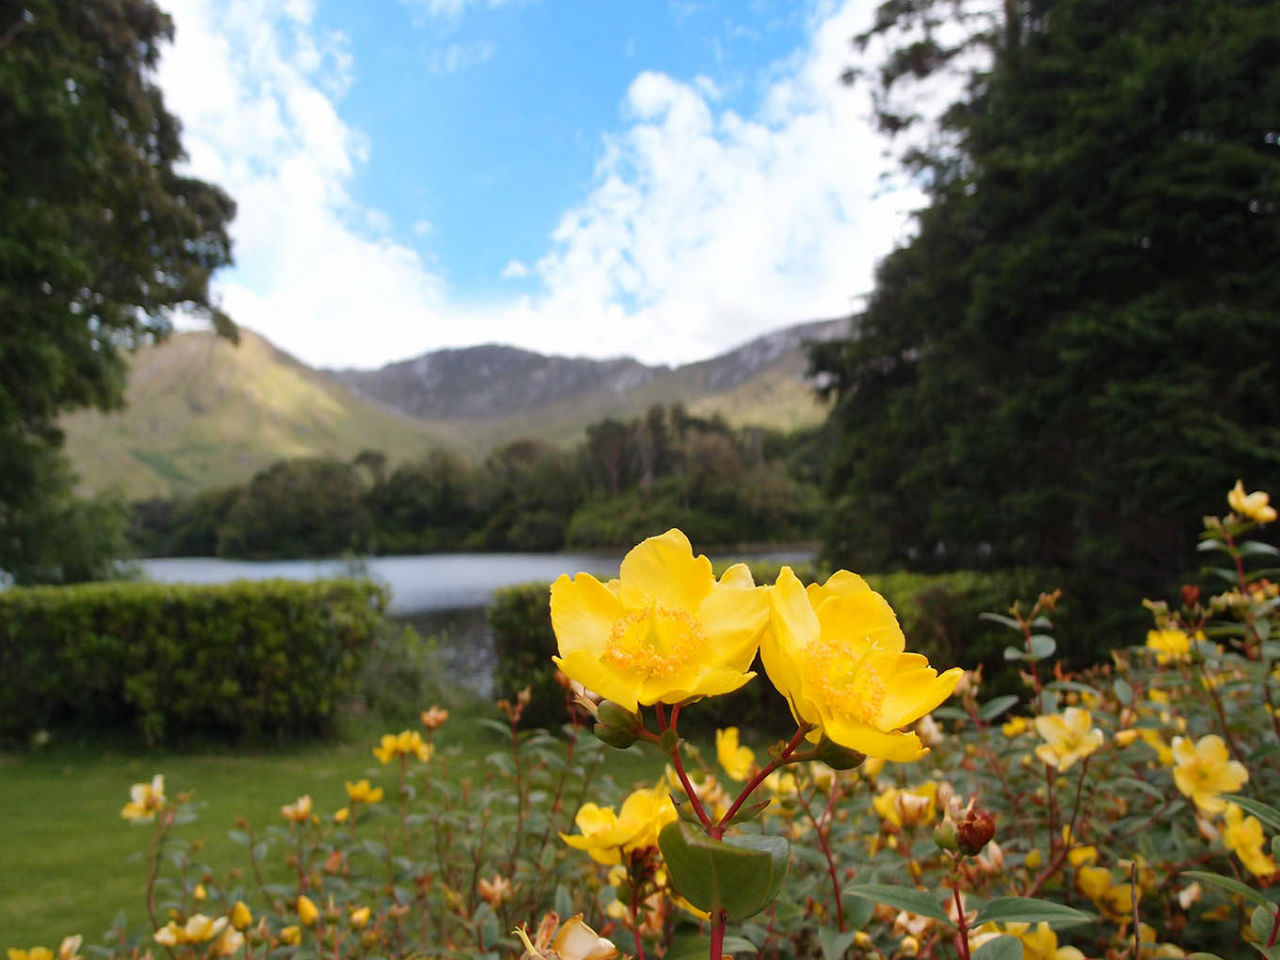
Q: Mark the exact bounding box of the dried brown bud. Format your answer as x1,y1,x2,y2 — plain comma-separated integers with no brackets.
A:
1181,584,1201,608
957,805,996,856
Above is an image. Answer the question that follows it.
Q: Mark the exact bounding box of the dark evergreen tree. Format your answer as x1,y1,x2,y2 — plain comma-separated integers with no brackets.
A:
814,0,1280,587
0,0,235,580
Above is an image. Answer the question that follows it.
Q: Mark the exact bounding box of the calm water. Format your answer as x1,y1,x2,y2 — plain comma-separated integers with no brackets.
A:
139,548,815,696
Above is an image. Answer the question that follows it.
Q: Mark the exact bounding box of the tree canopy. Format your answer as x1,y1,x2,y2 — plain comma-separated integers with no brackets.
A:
815,0,1280,586
0,0,235,580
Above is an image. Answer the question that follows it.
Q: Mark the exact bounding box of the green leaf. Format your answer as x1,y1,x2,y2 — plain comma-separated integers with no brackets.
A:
1113,678,1133,706
1250,905,1280,960
658,821,790,920
819,927,857,960
842,884,952,926
1186,953,1231,960
971,897,1094,929
1241,541,1280,558
1028,634,1056,659
980,612,1023,630
973,936,1023,960
1182,870,1270,909
1229,797,1280,834
1003,645,1028,662
554,884,573,920
978,695,1019,721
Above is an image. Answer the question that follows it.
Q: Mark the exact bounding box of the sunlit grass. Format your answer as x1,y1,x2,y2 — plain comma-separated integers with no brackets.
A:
0,711,662,948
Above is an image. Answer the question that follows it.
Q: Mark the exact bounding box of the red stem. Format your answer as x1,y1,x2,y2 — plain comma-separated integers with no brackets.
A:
659,704,714,829
951,879,971,960
1268,904,1280,949
715,725,811,834
798,786,844,931
709,910,727,960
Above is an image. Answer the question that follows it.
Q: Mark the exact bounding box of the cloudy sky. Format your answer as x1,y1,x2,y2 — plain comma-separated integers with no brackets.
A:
156,0,925,369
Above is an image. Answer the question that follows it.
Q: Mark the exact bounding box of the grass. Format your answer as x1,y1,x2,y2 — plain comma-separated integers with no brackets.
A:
0,712,663,949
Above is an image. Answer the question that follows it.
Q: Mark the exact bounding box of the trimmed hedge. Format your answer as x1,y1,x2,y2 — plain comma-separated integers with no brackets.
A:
0,578,387,744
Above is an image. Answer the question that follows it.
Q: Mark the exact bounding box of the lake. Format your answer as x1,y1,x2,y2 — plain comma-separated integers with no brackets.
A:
139,548,815,696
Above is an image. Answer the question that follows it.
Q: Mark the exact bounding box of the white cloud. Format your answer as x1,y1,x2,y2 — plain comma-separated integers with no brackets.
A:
412,219,434,237
158,0,929,369
159,0,447,368
425,40,495,74
501,259,531,279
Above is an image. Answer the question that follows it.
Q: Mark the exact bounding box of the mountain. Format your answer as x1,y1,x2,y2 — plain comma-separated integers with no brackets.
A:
61,329,452,500
63,319,846,499
327,318,846,447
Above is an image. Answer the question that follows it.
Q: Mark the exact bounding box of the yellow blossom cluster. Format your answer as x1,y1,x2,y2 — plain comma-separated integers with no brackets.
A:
373,729,433,764
120,774,165,822
560,787,677,865
551,529,963,762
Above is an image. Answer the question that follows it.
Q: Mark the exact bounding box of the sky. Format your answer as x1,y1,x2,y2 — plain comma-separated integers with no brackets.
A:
155,0,927,369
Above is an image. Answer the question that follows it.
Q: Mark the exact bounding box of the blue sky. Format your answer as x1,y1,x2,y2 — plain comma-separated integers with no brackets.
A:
158,0,924,368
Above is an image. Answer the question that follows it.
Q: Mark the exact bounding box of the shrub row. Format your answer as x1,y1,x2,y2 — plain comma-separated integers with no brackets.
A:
0,578,387,744
488,564,1080,733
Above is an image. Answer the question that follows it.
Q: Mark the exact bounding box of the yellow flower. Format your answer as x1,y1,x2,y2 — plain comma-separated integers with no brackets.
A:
971,923,1083,960
1223,803,1277,877
349,906,371,929
153,915,227,946
8,950,53,960
716,727,755,781
231,901,252,930
373,730,433,764
763,567,963,761
281,795,312,822
193,883,206,901
1025,849,1043,870
1067,845,1097,867
478,874,513,908
345,779,385,804
279,926,301,946
120,774,166,822
56,939,81,960
1002,716,1029,737
298,895,319,926
1076,867,1134,922
1033,708,1104,771
334,807,350,824
213,928,243,959
1229,480,1277,524
1135,728,1174,766
550,529,768,712
1172,734,1248,812
873,782,939,828
560,787,677,865
515,914,618,960
1145,629,1190,665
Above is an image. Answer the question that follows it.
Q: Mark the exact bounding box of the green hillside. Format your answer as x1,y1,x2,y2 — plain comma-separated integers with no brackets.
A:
62,325,831,500
62,330,456,499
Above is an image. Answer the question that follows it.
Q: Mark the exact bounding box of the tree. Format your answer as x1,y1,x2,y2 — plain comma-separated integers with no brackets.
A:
0,0,235,580
815,0,1280,586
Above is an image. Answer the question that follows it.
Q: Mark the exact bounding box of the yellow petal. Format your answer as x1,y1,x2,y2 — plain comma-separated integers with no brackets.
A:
813,591,905,656
616,529,714,611
878,661,963,729
762,567,816,708
820,714,927,762
553,650,641,712
550,573,623,658
696,575,769,671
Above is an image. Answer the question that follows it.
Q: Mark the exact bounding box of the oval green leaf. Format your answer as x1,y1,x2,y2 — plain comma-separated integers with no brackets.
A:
973,935,1023,960
842,883,952,926
971,897,1094,929
658,821,789,920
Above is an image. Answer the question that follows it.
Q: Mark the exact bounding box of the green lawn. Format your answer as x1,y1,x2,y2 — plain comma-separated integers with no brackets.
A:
1,717,662,950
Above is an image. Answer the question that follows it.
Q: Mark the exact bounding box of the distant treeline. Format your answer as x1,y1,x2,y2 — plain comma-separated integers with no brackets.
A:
128,405,826,559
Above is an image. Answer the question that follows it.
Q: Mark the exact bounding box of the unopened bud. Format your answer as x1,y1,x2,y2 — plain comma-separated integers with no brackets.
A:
934,818,959,852
814,736,866,771
594,700,642,749
957,805,996,856
1181,584,1201,608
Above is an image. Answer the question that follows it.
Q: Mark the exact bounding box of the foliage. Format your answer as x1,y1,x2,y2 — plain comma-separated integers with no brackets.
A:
216,458,373,560
489,583,565,730
127,405,827,559
0,578,385,744
0,0,235,581
814,0,1280,589
13,488,1280,960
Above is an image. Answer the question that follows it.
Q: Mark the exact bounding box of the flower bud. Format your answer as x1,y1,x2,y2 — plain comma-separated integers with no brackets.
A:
934,817,959,852
814,736,866,770
957,805,996,856
594,700,642,748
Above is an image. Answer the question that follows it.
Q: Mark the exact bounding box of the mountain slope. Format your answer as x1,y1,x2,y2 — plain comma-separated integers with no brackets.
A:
62,330,451,499
62,319,846,499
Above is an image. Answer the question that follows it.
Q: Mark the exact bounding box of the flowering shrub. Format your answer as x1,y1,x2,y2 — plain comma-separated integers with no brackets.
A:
13,482,1280,960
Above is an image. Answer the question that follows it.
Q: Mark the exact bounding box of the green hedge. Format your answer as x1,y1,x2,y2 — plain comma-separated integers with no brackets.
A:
0,578,387,744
